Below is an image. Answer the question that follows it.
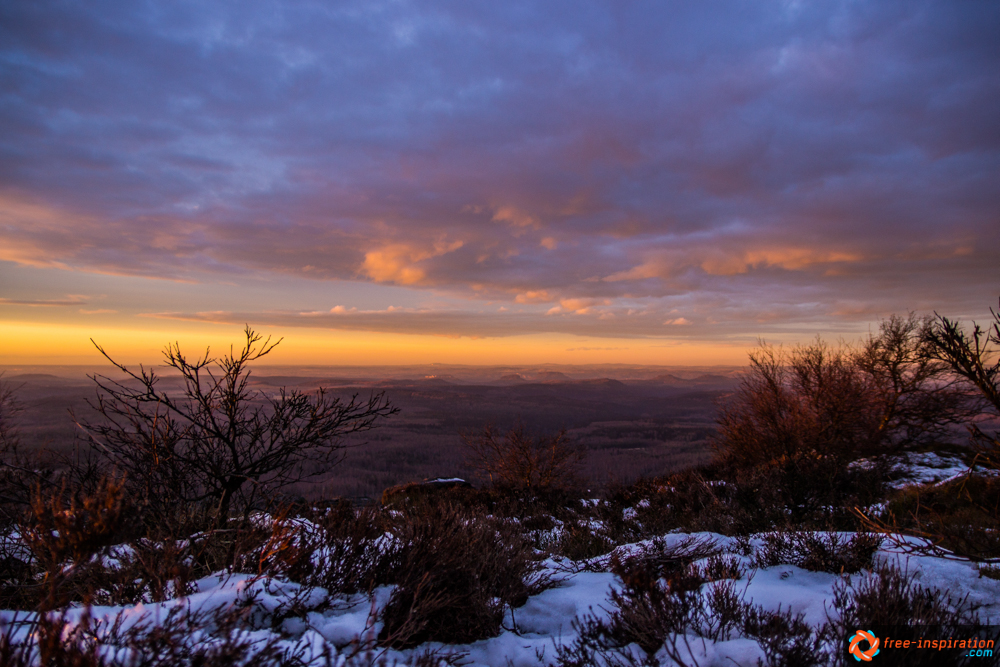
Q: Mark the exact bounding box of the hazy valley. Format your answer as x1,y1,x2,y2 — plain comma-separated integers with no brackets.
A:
0,364,740,500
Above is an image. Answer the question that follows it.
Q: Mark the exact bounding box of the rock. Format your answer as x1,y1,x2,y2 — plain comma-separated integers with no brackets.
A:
380,478,474,506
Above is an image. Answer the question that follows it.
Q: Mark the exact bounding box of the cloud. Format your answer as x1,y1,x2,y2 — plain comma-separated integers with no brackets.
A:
559,298,611,314
492,206,540,232
1,1,997,340
361,240,464,285
140,305,707,340
0,296,87,306
515,290,553,304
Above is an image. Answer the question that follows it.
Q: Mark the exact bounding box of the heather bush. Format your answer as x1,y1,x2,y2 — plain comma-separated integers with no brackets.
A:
378,503,548,648
252,503,396,595
751,530,882,574
556,536,827,667
0,601,335,667
554,519,617,561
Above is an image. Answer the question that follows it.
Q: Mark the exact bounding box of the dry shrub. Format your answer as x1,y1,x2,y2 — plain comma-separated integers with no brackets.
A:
608,535,722,583
978,563,1000,580
3,478,273,611
89,538,196,606
751,531,883,574
24,476,130,573
336,647,469,667
462,423,583,493
252,503,396,595
713,317,968,525
603,470,736,538
925,298,1000,471
18,476,137,610
378,503,547,648
0,611,102,667
82,327,397,526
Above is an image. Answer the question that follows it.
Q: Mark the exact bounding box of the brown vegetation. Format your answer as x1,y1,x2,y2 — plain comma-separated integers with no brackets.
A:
462,423,584,493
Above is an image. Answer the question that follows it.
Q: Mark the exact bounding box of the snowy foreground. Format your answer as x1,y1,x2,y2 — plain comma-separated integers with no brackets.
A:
2,531,998,667
3,453,997,666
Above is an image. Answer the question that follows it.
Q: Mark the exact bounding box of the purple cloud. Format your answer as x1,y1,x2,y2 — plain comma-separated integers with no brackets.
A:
1,0,997,340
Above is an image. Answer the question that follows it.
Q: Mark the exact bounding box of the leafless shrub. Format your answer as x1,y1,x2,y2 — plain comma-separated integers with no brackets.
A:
18,475,136,610
90,538,197,606
925,297,1000,469
852,299,1000,564
861,474,1000,563
79,326,397,524
739,603,824,667
0,610,102,667
554,520,616,561
462,423,583,494
608,535,722,582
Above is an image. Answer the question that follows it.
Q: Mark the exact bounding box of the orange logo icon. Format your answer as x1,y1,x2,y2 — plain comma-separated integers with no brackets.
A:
849,630,880,662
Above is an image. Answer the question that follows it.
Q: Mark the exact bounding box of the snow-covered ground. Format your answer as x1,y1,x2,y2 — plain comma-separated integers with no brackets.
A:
2,531,997,666
3,453,997,666
888,451,973,488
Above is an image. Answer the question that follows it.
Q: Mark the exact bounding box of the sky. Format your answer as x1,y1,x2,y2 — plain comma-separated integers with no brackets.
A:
1,0,998,366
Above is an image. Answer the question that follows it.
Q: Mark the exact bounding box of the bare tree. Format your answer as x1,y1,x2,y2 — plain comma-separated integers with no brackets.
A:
462,423,583,493
78,326,398,522
924,298,1000,469
857,300,1000,562
855,313,973,447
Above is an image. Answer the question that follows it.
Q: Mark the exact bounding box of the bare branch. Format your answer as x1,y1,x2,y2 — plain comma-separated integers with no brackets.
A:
79,326,397,524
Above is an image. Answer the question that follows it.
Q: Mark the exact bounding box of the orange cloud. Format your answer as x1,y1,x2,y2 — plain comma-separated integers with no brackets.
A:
604,246,864,283
515,290,552,304
701,247,863,275
0,196,81,268
559,298,611,313
492,205,540,232
360,239,463,285
603,262,664,282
